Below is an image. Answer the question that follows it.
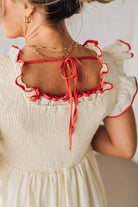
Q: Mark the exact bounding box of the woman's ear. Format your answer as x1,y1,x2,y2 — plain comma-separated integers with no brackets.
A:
23,2,35,17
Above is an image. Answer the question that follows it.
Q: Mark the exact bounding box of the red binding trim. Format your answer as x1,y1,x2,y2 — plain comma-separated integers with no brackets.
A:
107,77,138,118
117,39,134,58
117,39,131,50
82,40,99,47
14,40,113,101
13,40,113,150
22,56,98,65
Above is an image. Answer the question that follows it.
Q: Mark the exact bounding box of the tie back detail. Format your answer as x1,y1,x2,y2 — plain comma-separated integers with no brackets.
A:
13,40,114,150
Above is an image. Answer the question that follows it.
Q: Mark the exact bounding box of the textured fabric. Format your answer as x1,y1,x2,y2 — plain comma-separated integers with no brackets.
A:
102,40,138,117
0,40,137,207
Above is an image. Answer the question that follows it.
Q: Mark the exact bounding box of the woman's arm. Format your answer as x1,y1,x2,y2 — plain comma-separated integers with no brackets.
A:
91,107,137,159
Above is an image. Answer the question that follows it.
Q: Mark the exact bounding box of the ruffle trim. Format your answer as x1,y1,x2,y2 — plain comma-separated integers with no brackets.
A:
9,40,113,105
102,39,134,61
107,76,138,118
102,39,138,117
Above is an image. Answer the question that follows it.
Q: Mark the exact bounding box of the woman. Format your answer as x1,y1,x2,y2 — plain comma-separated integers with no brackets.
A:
0,0,137,206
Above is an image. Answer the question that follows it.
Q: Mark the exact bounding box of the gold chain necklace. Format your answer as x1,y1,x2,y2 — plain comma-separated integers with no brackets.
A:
24,41,79,59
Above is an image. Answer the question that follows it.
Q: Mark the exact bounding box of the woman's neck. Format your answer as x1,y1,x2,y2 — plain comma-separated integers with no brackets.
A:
24,21,75,49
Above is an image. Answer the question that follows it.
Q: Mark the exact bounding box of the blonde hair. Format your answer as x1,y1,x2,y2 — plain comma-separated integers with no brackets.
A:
0,0,115,21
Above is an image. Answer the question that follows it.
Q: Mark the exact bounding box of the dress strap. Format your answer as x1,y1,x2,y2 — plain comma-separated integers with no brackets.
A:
23,56,98,65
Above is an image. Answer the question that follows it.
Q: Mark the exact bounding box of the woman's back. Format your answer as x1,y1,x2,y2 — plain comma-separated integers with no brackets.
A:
0,39,136,207
20,43,102,95
0,41,116,206
0,0,137,206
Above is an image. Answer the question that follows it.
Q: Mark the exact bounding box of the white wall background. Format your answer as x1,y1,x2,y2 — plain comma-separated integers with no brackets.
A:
0,0,138,163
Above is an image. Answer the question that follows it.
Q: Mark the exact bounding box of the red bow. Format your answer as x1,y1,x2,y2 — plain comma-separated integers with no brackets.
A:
59,56,88,150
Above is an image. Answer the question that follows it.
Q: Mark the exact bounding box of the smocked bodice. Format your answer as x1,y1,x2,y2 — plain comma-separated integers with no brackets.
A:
0,40,137,173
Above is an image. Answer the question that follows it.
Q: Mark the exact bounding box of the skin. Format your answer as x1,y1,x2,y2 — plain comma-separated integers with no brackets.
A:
0,0,137,159
92,107,137,159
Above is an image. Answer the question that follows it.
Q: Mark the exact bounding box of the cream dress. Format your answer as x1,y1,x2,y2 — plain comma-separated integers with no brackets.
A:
0,39,137,207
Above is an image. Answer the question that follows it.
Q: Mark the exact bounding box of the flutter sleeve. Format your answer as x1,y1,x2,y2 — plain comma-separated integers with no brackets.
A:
102,39,138,118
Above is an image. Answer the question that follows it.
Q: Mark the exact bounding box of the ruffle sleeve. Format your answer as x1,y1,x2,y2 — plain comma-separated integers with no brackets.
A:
102,39,138,118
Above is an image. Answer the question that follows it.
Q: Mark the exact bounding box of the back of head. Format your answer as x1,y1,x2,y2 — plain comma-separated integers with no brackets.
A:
45,0,115,23
0,0,115,24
